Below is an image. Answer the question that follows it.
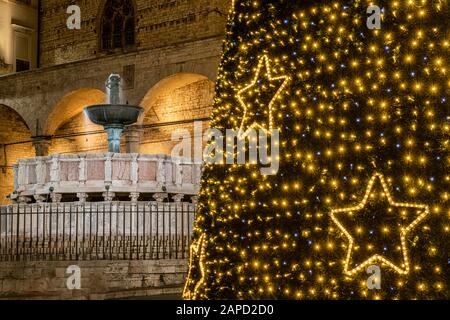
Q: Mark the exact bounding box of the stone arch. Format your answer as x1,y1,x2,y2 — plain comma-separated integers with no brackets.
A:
138,73,215,155
44,88,106,136
0,104,34,204
140,73,214,123
44,88,107,155
0,98,36,134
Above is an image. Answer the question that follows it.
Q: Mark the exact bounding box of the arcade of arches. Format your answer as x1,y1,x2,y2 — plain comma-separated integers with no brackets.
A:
0,73,215,204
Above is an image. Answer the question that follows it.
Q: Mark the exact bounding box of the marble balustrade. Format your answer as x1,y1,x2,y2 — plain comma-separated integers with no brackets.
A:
10,154,202,203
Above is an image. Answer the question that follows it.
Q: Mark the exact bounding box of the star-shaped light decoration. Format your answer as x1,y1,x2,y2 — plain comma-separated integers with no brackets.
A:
182,233,207,299
329,173,430,276
237,55,290,139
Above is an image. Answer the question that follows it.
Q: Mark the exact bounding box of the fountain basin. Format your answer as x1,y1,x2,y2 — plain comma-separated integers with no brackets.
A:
84,105,143,126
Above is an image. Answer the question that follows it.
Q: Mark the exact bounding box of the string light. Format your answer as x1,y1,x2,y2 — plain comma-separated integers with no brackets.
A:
183,233,207,299
184,0,450,300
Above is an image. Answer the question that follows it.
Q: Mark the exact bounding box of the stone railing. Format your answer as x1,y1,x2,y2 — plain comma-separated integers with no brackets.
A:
11,154,202,203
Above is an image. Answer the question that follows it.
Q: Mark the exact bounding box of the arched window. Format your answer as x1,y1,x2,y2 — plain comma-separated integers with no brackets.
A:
100,0,135,51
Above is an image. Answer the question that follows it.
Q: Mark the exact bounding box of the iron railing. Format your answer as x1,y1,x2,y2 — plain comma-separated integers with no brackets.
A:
0,202,195,261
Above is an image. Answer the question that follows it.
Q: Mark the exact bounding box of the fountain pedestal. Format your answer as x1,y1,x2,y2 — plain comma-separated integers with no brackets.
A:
105,125,124,154
31,136,52,156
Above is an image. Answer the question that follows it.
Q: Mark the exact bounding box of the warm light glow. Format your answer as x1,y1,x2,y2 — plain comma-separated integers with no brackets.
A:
184,0,449,300
330,173,430,276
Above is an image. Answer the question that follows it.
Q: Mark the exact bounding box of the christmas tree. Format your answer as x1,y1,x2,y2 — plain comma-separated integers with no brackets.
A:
183,0,450,299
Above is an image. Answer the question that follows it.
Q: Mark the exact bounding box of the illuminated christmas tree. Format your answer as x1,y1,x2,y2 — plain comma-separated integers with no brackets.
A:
183,0,450,299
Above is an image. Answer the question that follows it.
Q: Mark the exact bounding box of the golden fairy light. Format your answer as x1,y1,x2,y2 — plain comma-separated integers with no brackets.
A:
184,0,449,300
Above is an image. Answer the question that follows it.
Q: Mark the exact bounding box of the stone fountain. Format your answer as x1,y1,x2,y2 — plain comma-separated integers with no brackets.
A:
85,74,143,153
0,74,200,301
8,74,201,204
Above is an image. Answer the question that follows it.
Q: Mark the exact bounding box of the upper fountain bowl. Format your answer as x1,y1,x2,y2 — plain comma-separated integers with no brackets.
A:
85,104,144,127
84,74,144,153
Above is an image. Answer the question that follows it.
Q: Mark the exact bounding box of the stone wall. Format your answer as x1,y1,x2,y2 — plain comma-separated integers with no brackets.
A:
40,0,231,67
0,259,187,299
144,78,214,124
139,77,214,155
50,112,107,155
0,104,35,205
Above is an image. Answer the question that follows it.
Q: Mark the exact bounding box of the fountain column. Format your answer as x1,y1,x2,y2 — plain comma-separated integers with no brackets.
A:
105,125,123,153
104,74,124,153
32,136,52,156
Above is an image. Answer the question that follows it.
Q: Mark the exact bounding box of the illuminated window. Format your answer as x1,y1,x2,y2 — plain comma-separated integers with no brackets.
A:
100,0,135,51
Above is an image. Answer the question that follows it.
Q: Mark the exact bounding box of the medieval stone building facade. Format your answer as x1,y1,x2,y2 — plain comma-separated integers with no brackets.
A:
0,0,231,205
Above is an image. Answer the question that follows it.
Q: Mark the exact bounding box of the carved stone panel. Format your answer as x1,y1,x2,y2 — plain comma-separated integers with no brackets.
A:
27,164,37,184
138,161,156,181
87,160,105,180
112,160,131,181
182,164,192,184
60,161,80,181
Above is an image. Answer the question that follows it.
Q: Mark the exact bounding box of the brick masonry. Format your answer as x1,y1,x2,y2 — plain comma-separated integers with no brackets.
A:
0,259,187,300
0,36,224,137
40,0,231,67
0,104,35,204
